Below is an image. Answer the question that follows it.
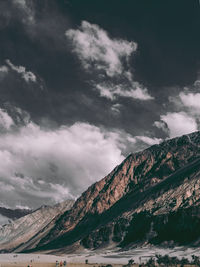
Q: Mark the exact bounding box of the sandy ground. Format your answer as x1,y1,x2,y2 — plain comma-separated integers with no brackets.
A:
0,264,125,267
1,246,200,266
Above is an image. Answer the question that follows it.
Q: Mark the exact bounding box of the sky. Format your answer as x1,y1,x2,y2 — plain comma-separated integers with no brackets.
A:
0,0,199,209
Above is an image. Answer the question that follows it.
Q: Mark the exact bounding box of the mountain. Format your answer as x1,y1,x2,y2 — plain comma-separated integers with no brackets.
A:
2,131,200,253
0,200,74,252
36,131,200,251
0,207,32,225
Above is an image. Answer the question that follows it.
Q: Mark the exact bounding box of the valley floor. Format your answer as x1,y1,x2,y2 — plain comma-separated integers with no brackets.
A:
0,263,124,267
1,246,200,266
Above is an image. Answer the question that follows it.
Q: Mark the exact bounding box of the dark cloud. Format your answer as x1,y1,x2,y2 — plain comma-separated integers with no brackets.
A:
64,0,200,87
0,0,199,208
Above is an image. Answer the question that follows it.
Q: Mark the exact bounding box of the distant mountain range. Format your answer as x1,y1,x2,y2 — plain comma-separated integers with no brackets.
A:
1,131,200,252
0,200,74,252
0,207,32,225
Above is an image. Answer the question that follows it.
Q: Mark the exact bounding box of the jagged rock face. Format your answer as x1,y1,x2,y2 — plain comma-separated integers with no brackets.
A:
37,131,200,250
0,200,74,252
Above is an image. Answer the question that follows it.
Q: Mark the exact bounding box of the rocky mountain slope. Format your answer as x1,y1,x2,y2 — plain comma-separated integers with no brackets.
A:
0,200,74,252
36,131,200,251
2,131,200,253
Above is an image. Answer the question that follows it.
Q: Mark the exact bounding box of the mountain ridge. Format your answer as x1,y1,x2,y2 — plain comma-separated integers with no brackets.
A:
2,131,200,252
36,131,200,251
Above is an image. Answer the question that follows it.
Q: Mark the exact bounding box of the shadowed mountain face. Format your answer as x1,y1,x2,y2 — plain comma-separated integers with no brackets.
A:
2,131,200,252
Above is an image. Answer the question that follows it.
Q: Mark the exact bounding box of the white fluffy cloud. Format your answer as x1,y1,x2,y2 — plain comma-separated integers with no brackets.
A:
171,80,200,115
13,0,27,8
0,109,14,131
135,136,162,145
0,107,161,209
0,65,9,81
66,21,153,101
6,59,36,83
154,80,200,138
66,21,137,77
0,59,44,91
111,103,122,114
0,118,126,208
155,112,198,138
13,0,35,24
0,66,8,73
96,82,152,101
179,91,200,112
6,59,37,82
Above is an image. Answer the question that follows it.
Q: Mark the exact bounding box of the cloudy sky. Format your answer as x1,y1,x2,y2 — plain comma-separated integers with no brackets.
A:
0,0,199,209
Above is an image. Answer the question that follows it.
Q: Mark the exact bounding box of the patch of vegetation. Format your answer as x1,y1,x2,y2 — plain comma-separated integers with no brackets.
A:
151,208,200,245
121,207,200,247
137,254,200,266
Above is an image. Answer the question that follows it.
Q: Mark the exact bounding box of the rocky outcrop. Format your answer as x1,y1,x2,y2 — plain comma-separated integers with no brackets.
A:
36,131,200,251
80,158,200,249
0,200,74,252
